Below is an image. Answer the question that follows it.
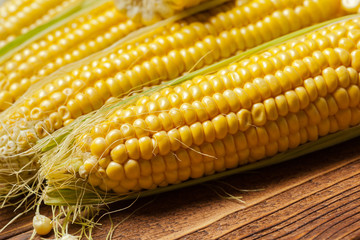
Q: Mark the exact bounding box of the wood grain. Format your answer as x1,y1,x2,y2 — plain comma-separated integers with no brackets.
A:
2,137,360,240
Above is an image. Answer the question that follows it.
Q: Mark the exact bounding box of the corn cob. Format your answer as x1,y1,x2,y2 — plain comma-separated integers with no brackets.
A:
0,0,83,49
0,0,342,162
0,1,144,111
42,15,360,198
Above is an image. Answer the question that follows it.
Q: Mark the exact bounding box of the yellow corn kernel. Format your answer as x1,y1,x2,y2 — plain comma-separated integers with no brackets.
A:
124,159,140,179
106,161,125,181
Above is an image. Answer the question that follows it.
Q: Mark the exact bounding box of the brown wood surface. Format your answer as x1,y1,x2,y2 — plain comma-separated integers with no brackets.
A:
2,136,360,240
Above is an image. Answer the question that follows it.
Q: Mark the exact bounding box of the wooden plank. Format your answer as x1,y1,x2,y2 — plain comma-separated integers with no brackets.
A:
1,207,35,239
1,137,360,239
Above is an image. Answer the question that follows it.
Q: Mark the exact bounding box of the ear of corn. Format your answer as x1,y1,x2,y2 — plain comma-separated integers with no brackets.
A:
0,0,115,62
39,14,360,206
0,0,144,111
0,0,85,49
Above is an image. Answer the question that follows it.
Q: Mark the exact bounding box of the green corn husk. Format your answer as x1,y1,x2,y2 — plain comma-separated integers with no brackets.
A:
39,14,360,208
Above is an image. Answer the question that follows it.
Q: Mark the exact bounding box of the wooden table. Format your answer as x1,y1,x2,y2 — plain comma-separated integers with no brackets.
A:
2,136,360,239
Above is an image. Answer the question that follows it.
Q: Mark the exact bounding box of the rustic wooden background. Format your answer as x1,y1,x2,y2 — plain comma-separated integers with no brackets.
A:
2,136,360,240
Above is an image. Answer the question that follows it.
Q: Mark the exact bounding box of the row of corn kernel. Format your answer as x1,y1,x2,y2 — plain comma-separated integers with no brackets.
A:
84,100,360,193
82,64,359,168
0,0,81,48
97,44,354,134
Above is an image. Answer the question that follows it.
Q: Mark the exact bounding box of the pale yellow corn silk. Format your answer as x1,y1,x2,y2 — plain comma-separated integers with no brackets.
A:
41,14,360,206
0,0,84,49
113,0,216,25
114,0,360,25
